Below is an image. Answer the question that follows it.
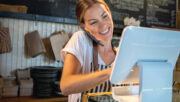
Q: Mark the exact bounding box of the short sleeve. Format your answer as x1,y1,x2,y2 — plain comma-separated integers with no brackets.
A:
61,31,87,67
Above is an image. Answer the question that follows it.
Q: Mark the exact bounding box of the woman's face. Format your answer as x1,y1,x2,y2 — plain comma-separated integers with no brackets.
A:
82,3,114,43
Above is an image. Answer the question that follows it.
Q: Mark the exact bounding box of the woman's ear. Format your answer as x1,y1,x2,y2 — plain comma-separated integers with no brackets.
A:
80,23,85,28
80,23,89,31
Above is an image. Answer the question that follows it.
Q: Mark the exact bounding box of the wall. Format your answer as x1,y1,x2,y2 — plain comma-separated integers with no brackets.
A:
0,17,180,76
0,17,79,77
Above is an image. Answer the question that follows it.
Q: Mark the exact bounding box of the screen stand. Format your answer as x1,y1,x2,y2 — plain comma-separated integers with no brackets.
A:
137,61,173,102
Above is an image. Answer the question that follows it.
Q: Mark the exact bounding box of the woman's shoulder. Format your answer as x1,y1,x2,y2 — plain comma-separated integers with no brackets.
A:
71,30,92,44
72,30,87,39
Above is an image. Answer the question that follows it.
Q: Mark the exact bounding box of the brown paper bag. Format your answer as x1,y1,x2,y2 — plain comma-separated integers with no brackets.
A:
0,27,12,54
25,30,46,57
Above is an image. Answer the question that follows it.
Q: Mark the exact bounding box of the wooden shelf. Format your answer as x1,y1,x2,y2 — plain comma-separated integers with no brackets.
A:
0,96,68,102
0,11,78,24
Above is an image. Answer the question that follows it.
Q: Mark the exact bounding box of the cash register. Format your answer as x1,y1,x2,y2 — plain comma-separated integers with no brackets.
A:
110,26,180,102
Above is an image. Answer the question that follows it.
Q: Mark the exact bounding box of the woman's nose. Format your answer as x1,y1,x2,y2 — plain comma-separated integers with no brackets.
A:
99,21,107,31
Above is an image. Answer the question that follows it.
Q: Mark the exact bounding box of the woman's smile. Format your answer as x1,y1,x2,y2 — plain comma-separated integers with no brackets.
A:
99,26,110,35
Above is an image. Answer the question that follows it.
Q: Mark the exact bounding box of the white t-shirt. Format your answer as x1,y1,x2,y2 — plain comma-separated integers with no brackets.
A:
61,30,113,102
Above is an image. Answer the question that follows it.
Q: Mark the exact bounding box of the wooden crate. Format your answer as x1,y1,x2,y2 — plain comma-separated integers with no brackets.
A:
0,4,27,13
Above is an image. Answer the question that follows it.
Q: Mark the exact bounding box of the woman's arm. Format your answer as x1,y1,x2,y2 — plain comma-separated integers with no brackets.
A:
60,53,112,95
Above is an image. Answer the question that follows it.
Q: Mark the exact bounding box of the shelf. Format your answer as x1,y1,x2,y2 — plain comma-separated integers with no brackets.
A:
0,11,78,24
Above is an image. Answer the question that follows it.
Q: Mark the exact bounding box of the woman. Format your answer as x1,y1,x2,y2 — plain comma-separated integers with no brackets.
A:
60,0,116,101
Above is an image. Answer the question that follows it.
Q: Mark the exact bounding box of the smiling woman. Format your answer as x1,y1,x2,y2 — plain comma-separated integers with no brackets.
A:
82,3,114,44
60,0,116,102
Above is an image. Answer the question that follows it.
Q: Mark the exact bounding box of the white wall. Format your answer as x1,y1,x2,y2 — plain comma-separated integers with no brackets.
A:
0,17,79,77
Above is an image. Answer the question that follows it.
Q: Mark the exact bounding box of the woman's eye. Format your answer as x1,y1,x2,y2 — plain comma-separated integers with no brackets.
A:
103,15,107,19
90,21,97,25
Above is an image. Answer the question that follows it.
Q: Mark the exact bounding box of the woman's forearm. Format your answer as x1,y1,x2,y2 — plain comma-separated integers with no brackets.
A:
60,67,111,95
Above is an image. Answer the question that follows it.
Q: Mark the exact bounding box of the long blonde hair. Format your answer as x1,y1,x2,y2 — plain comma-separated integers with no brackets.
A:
75,0,110,24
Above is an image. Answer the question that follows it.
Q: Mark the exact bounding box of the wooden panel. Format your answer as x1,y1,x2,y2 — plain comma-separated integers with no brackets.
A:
0,17,79,77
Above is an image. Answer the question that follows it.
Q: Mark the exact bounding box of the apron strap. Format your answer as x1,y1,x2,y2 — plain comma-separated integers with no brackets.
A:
93,42,99,71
